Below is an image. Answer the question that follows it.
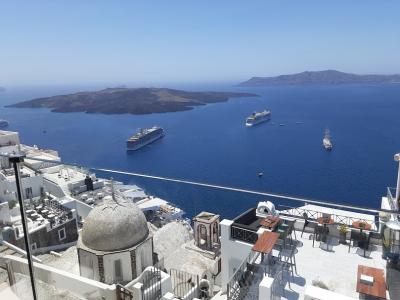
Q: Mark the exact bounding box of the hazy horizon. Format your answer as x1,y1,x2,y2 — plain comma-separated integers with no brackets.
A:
1,1,400,86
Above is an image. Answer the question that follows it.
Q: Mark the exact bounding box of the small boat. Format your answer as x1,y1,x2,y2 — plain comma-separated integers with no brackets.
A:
323,129,333,151
279,123,285,126
258,172,264,178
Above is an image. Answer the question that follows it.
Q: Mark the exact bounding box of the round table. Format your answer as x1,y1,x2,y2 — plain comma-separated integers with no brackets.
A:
352,221,371,257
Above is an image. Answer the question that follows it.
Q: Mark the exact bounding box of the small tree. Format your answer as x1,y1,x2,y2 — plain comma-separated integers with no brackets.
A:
8,199,17,210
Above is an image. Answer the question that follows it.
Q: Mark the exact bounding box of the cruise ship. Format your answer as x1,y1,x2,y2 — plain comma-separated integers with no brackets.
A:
323,129,333,150
245,110,271,127
126,126,165,150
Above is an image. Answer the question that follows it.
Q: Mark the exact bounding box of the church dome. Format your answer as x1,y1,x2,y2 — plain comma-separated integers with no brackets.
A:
81,193,149,252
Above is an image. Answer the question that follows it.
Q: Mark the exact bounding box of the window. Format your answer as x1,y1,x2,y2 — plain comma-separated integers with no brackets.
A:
58,227,66,241
25,187,33,199
31,242,37,251
114,259,123,282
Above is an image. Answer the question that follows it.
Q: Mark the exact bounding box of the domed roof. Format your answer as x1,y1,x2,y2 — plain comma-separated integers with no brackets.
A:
81,193,149,252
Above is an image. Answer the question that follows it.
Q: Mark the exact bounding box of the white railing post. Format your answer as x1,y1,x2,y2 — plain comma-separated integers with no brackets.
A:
395,153,400,201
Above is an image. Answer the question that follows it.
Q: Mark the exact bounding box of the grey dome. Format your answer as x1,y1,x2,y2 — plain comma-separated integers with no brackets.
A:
81,194,149,252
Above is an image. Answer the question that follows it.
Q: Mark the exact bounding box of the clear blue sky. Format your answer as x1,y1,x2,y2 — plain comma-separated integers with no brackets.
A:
1,1,399,86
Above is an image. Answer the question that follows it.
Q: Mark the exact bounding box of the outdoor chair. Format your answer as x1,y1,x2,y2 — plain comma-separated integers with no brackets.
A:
313,225,329,247
277,223,290,247
284,219,297,241
348,229,361,252
278,243,298,276
368,231,382,246
301,212,318,238
348,230,369,256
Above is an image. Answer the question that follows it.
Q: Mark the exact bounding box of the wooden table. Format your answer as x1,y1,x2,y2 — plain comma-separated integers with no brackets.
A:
260,216,281,231
252,231,280,254
356,265,386,299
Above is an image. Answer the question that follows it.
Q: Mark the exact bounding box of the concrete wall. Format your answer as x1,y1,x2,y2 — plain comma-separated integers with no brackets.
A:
0,174,44,202
104,251,132,283
135,237,154,275
0,201,11,223
14,217,78,251
78,248,100,282
220,219,253,292
43,179,66,198
126,266,172,297
72,199,93,221
4,255,117,300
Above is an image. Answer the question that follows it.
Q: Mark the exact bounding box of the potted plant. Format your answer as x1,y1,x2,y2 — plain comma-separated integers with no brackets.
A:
338,224,348,244
382,236,391,260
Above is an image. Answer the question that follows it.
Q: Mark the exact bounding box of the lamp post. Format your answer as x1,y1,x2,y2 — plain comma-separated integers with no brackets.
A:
8,152,38,300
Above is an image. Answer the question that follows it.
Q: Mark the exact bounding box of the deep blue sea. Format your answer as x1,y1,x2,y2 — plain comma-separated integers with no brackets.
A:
1,83,399,219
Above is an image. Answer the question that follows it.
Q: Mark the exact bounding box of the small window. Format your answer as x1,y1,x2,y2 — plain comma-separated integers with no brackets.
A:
114,259,123,282
31,243,37,251
25,187,33,199
58,228,66,241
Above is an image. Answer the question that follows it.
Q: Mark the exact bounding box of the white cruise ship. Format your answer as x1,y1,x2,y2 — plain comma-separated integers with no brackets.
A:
126,126,165,151
245,110,271,127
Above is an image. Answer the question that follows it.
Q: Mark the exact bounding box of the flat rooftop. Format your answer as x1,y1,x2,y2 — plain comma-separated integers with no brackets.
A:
278,231,386,299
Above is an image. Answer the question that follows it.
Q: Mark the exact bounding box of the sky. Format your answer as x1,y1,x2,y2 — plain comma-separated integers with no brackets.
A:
1,1,400,86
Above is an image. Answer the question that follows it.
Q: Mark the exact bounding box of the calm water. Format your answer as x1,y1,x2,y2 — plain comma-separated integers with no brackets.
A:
1,83,399,219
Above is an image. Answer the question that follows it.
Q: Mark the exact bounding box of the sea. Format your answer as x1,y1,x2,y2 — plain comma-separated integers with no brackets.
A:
1,83,400,219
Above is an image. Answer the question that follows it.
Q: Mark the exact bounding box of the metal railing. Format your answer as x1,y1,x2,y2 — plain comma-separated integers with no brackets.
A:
387,187,398,211
170,269,199,300
230,226,258,244
278,204,378,229
227,250,259,300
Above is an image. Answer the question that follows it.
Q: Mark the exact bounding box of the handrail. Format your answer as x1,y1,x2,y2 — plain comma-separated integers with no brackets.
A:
230,225,258,244
227,250,259,300
278,205,377,228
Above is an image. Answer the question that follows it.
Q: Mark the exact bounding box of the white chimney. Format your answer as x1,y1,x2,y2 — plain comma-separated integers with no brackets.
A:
395,153,400,201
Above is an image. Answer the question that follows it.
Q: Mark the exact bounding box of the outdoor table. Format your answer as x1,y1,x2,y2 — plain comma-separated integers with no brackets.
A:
352,221,371,257
260,216,281,231
356,265,386,299
252,231,280,274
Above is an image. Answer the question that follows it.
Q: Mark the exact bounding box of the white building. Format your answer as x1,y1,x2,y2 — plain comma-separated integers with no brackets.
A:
77,192,153,284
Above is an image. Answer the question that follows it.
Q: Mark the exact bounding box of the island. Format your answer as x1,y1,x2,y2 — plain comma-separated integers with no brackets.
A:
238,70,400,86
7,87,257,115
0,87,5,92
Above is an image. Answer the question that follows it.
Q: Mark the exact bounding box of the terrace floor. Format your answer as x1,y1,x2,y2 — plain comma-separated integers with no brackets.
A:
273,231,386,299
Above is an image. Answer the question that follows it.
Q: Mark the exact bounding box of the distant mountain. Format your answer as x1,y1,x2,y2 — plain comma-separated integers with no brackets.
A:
238,70,400,86
7,87,257,115
0,87,5,92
